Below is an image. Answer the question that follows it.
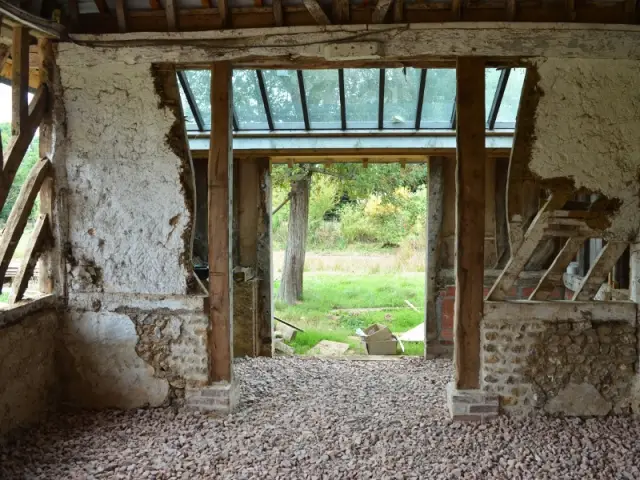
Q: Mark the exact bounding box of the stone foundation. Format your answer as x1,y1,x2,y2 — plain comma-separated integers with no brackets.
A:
481,303,639,416
185,382,239,414
446,383,499,422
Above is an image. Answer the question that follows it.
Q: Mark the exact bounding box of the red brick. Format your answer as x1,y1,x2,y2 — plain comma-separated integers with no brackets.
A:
441,328,454,341
441,298,454,329
521,287,534,298
445,286,456,297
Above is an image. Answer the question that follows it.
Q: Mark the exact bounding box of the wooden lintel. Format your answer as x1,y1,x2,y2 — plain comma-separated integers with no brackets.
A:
1,85,47,211
0,158,52,290
529,236,584,300
9,214,51,304
372,0,393,23
573,242,629,301
302,0,331,25
166,0,179,31
208,61,233,383
12,26,30,138
0,0,65,38
454,57,485,391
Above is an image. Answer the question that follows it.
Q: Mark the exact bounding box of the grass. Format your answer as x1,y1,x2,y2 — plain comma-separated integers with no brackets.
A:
0,292,8,303
275,272,425,356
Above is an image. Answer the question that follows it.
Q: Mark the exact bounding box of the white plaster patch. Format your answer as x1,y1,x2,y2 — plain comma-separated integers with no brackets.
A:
60,312,169,408
531,58,640,240
56,57,190,295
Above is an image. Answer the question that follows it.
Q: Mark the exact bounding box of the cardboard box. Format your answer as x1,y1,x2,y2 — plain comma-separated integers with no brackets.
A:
357,324,398,355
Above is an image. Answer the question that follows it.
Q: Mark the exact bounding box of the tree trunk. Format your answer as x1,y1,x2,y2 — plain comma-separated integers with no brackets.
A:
278,174,311,304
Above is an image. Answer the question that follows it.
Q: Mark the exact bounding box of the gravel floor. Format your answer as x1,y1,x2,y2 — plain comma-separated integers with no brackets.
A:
2,358,640,479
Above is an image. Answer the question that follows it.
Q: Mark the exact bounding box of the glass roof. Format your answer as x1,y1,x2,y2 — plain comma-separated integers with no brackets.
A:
178,67,526,133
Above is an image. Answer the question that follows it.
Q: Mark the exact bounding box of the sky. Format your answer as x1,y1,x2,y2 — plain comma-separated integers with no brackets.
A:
0,84,35,124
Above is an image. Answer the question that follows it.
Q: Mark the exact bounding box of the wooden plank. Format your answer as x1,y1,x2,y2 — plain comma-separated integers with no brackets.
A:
116,0,127,32
454,57,485,391
9,214,51,304
487,202,552,301
1,84,47,212
425,156,444,346
37,38,54,295
0,0,65,38
484,301,637,324
332,0,349,23
573,242,628,301
12,26,29,138
372,0,393,23
393,0,403,22
0,158,52,290
302,0,331,24
218,0,230,27
208,62,233,383
273,0,283,26
166,0,179,30
529,236,584,300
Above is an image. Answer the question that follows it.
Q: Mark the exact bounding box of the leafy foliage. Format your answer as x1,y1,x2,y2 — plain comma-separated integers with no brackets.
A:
0,123,40,224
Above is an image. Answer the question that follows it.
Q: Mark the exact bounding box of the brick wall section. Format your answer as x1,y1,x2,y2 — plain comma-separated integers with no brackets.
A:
481,318,638,415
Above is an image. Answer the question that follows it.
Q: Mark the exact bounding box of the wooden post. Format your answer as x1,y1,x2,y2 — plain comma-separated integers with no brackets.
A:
208,62,233,383
454,58,485,390
11,26,29,138
256,158,273,357
425,156,444,348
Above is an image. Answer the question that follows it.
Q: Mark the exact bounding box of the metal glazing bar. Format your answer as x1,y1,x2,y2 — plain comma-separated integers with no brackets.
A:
297,70,311,131
256,69,274,131
450,99,456,129
488,68,510,130
233,111,239,131
378,69,385,130
177,71,205,131
339,69,346,130
415,68,427,130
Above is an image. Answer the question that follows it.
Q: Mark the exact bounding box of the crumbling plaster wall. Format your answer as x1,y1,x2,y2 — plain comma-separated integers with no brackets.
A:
530,58,640,239
54,45,207,409
0,310,59,438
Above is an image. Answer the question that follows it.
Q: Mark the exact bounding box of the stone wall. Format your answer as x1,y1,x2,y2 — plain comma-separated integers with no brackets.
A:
0,309,58,437
53,49,207,409
482,309,639,416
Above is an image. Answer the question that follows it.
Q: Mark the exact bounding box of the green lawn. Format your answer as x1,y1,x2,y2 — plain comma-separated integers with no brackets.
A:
274,273,425,355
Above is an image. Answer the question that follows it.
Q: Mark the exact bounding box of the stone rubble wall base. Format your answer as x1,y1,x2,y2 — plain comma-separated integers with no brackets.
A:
185,382,239,414
447,382,499,422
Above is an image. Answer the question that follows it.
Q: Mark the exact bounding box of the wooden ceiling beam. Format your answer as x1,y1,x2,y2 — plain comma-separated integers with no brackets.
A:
302,0,331,24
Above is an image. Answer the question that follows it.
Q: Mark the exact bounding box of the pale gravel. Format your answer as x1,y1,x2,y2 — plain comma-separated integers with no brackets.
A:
1,358,640,480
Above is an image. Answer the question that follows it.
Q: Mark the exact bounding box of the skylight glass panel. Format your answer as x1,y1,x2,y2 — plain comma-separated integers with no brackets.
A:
177,76,198,131
232,70,269,130
485,68,502,123
303,70,341,129
183,70,211,128
421,69,455,128
383,68,421,129
262,70,305,130
495,68,526,128
344,68,379,129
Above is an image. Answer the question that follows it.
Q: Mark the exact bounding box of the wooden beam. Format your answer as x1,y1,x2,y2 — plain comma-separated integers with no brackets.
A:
0,0,65,38
529,236,584,300
393,0,403,22
0,158,52,290
506,0,516,20
273,0,283,26
116,0,128,32
454,57,485,391
573,242,628,301
425,156,444,346
94,0,109,14
256,158,273,356
451,0,461,20
302,0,331,25
1,85,47,212
9,214,51,304
12,26,30,138
372,0,393,23
218,0,230,27
332,0,349,23
165,0,179,31
208,62,233,383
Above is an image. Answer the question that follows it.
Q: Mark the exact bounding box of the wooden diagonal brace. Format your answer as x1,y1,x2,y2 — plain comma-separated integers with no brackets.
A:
0,157,52,291
303,0,331,25
529,236,584,300
572,242,628,301
372,0,393,23
9,213,51,304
